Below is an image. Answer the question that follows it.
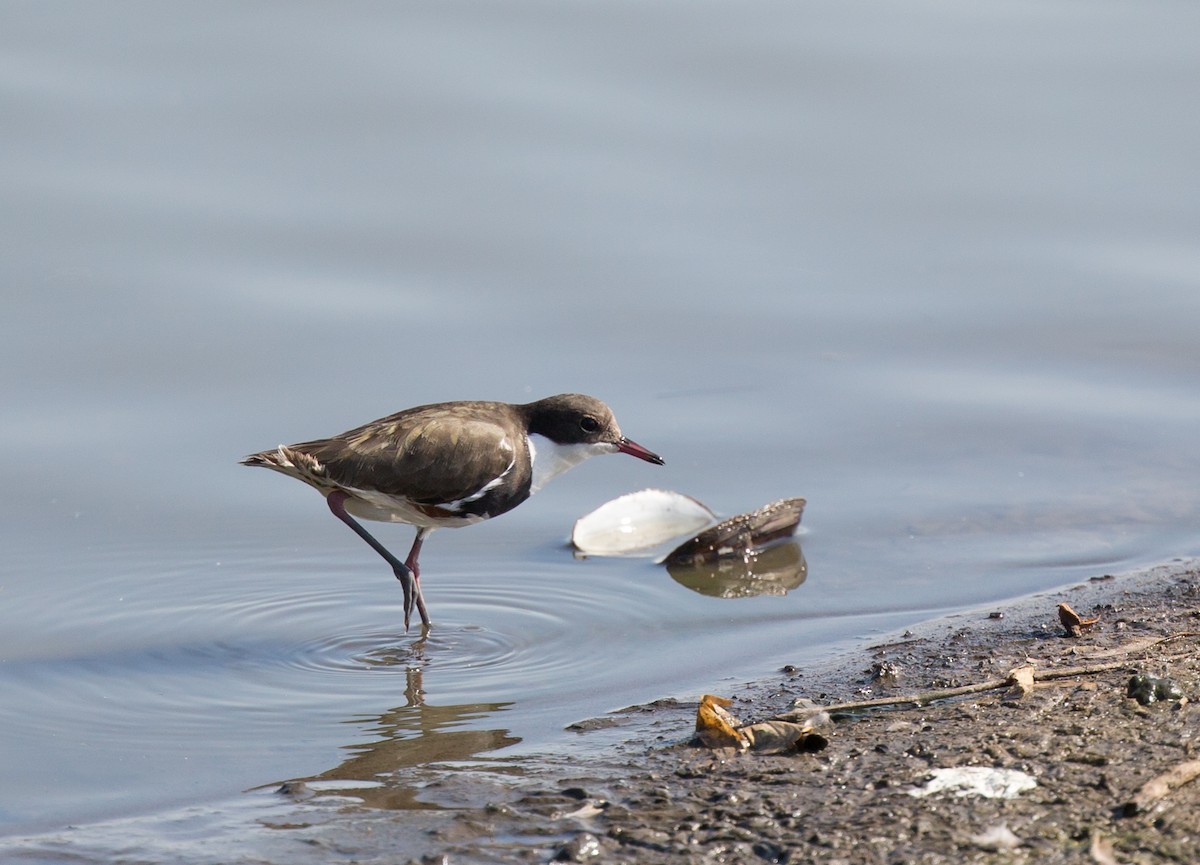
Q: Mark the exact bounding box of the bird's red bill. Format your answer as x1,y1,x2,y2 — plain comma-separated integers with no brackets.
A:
617,437,665,466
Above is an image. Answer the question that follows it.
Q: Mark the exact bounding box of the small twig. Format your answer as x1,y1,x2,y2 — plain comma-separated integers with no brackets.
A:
780,679,1007,720
1066,634,1165,662
1122,759,1200,816
1035,659,1137,680
1149,631,1200,647
781,663,1134,720
780,632,1200,722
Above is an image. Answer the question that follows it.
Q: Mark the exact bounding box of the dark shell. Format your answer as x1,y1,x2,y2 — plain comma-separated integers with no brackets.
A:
664,498,806,567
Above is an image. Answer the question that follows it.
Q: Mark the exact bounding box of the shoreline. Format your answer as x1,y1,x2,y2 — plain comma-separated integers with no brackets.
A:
11,560,1198,863
379,558,1200,863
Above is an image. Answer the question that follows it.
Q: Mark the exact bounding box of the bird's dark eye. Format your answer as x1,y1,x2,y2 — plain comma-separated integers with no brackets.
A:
579,415,600,433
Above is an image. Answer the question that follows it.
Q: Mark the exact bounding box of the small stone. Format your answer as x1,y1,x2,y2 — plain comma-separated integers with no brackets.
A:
1127,673,1185,706
752,840,787,862
870,661,902,687
555,831,602,861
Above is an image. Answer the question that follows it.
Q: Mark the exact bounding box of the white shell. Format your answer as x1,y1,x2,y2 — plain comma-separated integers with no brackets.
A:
572,489,717,555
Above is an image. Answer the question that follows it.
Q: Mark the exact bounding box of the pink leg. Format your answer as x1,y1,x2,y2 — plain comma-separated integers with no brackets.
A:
405,528,431,628
326,491,430,631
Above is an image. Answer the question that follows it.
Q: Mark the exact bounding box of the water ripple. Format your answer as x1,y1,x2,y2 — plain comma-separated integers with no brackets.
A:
234,570,667,692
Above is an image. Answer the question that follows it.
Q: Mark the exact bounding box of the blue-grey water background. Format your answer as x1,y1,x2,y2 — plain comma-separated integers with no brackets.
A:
3,0,1199,859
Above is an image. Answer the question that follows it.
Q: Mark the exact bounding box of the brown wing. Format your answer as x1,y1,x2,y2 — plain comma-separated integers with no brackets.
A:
291,403,521,505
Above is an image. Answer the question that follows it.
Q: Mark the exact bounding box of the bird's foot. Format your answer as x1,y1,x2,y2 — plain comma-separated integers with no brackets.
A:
393,565,432,632
412,580,431,630
393,564,416,631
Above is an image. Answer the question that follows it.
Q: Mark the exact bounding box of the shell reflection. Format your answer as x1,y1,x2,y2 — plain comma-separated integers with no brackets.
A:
667,539,807,598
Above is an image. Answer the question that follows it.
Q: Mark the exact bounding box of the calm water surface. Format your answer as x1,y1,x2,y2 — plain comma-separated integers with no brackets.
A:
2,1,1199,858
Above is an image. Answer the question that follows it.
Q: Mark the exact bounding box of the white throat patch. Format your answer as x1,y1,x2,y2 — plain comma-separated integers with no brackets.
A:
527,433,616,494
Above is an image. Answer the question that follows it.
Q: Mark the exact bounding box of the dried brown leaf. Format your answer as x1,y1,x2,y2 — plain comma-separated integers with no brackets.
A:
1058,602,1100,637
696,694,748,749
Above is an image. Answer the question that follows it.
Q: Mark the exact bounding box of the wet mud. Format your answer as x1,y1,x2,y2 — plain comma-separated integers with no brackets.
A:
291,562,1200,864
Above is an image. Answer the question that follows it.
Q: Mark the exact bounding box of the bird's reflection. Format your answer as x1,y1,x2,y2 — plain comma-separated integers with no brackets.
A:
666,539,807,598
274,665,519,811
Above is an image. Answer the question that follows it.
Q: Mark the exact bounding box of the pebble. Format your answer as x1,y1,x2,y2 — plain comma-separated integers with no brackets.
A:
555,832,602,862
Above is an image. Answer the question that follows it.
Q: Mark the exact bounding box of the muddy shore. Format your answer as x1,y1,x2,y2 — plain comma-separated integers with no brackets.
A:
292,561,1200,864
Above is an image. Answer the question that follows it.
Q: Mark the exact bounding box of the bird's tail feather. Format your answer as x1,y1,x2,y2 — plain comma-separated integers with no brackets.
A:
239,446,292,469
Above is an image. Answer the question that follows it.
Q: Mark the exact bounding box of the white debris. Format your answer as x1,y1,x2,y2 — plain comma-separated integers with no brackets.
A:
908,766,1037,800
